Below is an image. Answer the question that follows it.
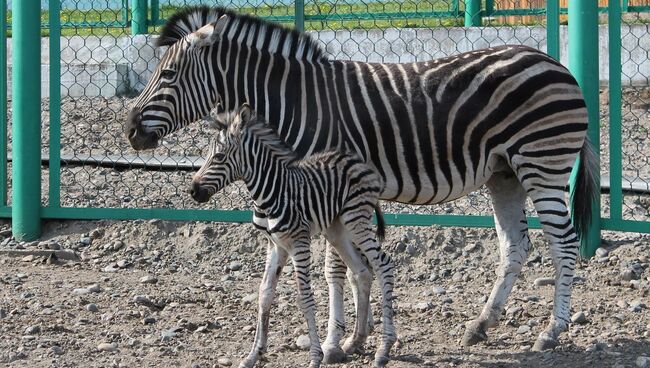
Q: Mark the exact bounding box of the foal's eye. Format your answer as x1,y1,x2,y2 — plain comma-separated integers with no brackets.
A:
213,152,226,162
160,69,176,80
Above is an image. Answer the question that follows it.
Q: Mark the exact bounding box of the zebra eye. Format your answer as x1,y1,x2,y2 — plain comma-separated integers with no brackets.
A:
213,152,226,163
160,69,176,80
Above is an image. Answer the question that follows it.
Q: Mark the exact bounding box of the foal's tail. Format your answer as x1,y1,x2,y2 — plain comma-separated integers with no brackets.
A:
374,204,386,242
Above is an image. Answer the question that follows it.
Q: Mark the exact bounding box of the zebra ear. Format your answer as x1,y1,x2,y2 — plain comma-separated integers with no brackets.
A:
191,15,229,48
238,103,253,125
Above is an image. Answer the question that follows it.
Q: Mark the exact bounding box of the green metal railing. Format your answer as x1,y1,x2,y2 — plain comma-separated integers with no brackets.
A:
3,1,650,254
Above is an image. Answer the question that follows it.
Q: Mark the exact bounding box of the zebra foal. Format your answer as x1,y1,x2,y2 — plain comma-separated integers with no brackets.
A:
190,104,397,368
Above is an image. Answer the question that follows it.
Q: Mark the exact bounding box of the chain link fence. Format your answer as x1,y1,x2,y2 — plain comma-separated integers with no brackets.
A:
1,1,650,231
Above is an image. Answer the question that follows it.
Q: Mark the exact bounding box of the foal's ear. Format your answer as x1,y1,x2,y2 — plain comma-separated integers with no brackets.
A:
238,103,253,124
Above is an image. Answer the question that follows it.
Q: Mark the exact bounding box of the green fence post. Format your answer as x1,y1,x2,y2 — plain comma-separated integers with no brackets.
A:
609,0,622,221
465,0,482,27
49,0,61,209
151,0,160,27
295,0,305,32
11,0,42,240
0,0,7,207
132,0,148,35
546,0,560,60
568,0,600,258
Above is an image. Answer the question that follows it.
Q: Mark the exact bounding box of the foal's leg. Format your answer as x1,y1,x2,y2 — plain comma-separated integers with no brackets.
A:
340,209,397,367
463,171,532,346
240,239,289,368
285,236,323,368
325,219,373,355
322,245,348,363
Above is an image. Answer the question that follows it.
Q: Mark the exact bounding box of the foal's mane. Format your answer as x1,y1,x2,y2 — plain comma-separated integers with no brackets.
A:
157,6,327,62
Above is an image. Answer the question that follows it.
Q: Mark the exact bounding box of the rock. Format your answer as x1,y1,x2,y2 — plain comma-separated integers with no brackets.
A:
80,237,92,246
637,356,649,368
21,255,35,262
116,259,129,269
629,300,646,312
534,277,555,287
140,275,158,284
463,242,480,253
413,302,433,312
72,288,90,295
442,243,456,253
506,306,523,316
616,300,629,309
228,261,242,271
195,325,209,333
571,311,587,324
242,293,258,304
87,284,101,293
46,242,61,250
217,357,233,366
143,317,156,325
51,346,64,355
97,342,117,352
102,265,118,273
161,327,182,341
595,247,609,257
296,334,311,350
86,304,99,313
452,272,463,282
0,309,5,319
24,325,40,335
394,241,407,253
621,269,637,281
516,325,531,334
133,295,152,305
432,286,446,295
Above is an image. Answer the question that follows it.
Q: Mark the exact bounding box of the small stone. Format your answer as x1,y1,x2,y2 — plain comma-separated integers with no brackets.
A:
51,346,64,355
242,293,258,304
86,304,99,313
413,302,433,312
88,284,101,293
637,356,649,367
21,255,35,262
195,325,209,333
629,300,646,312
0,309,6,318
112,240,124,251
161,327,181,341
72,288,90,295
217,357,232,366
432,286,446,295
46,242,61,250
133,295,151,305
442,243,456,253
296,334,311,350
516,325,531,334
228,261,242,271
463,242,480,253
616,300,629,309
506,306,523,316
116,259,129,269
24,325,40,335
394,241,407,253
143,317,156,325
97,342,117,352
102,265,118,273
534,277,555,287
80,237,92,246
595,247,609,257
571,311,587,324
621,269,637,281
451,272,463,282
140,275,158,284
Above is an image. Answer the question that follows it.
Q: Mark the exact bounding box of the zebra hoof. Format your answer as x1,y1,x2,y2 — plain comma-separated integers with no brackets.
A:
342,338,364,355
373,355,390,367
532,336,558,351
322,345,346,364
462,321,488,346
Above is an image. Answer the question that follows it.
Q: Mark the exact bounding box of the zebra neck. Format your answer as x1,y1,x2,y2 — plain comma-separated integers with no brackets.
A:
241,130,296,207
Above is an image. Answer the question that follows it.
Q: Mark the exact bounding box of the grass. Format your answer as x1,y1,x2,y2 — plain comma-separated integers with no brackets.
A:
3,2,649,38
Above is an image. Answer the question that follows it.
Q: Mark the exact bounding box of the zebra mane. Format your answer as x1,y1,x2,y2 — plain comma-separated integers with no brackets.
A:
157,6,327,62
220,111,298,160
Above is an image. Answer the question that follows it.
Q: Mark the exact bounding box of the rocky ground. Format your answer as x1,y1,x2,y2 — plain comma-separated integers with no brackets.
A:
0,219,648,368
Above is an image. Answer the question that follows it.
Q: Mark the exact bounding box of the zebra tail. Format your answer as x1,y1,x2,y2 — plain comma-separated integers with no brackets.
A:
572,136,599,250
374,204,386,242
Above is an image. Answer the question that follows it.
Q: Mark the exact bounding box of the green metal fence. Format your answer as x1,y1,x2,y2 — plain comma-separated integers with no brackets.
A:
2,0,650,256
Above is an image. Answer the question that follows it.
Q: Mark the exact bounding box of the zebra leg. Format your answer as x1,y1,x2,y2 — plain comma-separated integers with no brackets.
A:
322,245,347,364
341,211,397,367
462,171,531,346
288,238,323,368
239,239,289,368
528,189,579,351
325,219,373,356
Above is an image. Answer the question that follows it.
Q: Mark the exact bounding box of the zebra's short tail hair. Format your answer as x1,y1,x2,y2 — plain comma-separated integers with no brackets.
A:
374,204,385,242
571,137,599,250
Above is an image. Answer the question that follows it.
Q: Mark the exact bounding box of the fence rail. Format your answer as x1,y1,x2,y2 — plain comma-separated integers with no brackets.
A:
2,0,650,257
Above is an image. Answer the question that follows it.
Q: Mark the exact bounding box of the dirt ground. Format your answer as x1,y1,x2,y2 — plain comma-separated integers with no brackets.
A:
0,219,648,368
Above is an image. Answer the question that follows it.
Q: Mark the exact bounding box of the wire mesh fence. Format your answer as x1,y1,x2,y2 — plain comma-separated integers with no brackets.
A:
1,1,650,233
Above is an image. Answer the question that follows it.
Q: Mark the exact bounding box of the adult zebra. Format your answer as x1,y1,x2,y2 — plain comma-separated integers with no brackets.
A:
124,5,598,357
